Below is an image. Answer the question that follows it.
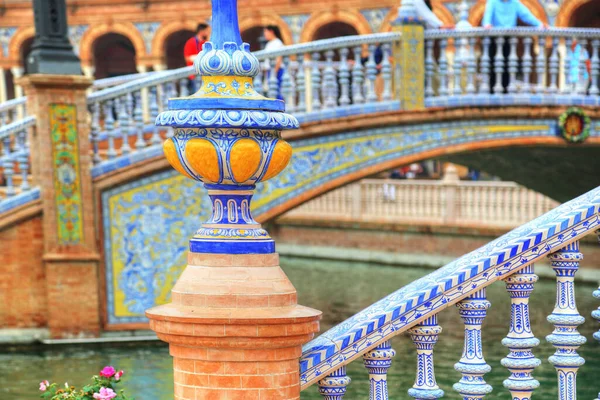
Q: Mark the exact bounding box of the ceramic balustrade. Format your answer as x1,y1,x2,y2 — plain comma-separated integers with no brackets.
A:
0,114,35,203
300,185,600,400
282,179,558,229
425,28,600,107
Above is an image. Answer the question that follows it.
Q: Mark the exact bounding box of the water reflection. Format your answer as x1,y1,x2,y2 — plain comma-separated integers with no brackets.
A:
1,256,599,399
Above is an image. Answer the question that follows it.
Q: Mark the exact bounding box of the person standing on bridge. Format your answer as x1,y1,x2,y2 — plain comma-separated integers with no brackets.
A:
263,25,286,100
183,23,210,93
482,0,547,93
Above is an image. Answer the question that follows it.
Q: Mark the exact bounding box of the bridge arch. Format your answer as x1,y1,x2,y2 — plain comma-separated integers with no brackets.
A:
468,0,548,26
556,0,600,27
151,20,196,68
79,23,146,70
300,10,372,42
8,26,35,66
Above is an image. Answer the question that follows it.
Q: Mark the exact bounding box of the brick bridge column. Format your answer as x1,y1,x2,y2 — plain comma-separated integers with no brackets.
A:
20,75,100,338
146,0,321,398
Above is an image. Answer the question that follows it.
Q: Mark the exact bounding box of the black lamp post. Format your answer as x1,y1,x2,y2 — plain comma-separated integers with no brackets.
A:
28,0,81,75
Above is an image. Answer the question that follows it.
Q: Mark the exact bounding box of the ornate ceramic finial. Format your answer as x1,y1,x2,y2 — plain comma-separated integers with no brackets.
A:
156,0,298,255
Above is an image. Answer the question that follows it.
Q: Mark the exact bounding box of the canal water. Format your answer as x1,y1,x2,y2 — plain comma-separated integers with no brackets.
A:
2,256,600,399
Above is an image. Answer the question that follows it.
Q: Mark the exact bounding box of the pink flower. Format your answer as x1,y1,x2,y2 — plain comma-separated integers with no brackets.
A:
93,387,117,400
99,366,116,378
39,380,49,391
114,370,124,381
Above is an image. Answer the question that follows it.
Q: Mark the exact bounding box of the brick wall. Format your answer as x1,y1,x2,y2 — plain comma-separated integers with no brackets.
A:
0,215,47,328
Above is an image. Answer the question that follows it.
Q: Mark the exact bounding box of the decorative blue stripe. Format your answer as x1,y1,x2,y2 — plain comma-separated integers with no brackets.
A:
0,188,41,214
189,239,275,254
169,97,284,112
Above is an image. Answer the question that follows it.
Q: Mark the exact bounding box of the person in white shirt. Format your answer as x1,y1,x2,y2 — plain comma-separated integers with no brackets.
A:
263,25,285,100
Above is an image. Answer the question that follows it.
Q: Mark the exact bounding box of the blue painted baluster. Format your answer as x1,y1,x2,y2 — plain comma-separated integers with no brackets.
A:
89,101,101,164
548,37,560,94
296,55,307,113
577,39,588,95
479,37,491,95
466,37,477,95
563,38,574,94
317,366,351,399
547,241,586,400
365,44,378,102
594,232,600,343
522,37,533,94
381,43,392,101
267,58,278,99
17,129,29,192
364,340,395,400
118,95,131,155
253,67,263,96
352,46,365,104
493,37,505,95
502,265,541,400
179,77,189,97
338,48,351,106
104,99,117,159
323,50,337,109
507,37,518,94
281,56,295,112
2,136,15,197
149,86,161,145
164,83,176,138
311,52,322,111
439,39,449,97
535,36,546,93
408,315,444,400
453,38,464,96
590,39,600,96
425,38,435,98
453,289,492,399
133,91,145,150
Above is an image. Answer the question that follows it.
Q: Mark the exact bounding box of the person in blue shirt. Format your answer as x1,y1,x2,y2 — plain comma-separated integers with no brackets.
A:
482,0,547,93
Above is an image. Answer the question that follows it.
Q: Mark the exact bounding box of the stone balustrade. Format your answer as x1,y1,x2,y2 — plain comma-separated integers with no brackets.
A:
282,178,559,229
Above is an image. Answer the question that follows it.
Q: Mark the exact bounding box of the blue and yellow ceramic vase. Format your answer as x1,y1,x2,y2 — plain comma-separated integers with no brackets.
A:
156,0,298,254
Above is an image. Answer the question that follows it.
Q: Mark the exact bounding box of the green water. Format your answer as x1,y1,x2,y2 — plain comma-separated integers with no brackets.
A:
2,257,600,399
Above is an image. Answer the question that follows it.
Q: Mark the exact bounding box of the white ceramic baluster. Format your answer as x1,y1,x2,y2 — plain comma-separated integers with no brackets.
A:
296,55,307,113
338,48,351,106
493,37,505,95
408,315,444,400
439,39,449,97
17,129,29,192
2,136,14,196
89,101,101,164
536,37,547,93
149,86,161,145
364,340,395,400
547,241,586,400
453,39,464,95
318,366,351,399
594,232,600,344
522,37,533,94
281,56,295,112
268,58,279,99
453,289,492,399
548,37,560,94
323,50,337,108
165,83,176,138
590,40,600,96
563,38,574,94
577,39,588,95
502,265,540,400
179,78,189,97
425,38,435,97
118,95,131,155
479,37,491,95
133,91,145,150
507,37,518,93
365,44,378,102
381,43,392,101
352,46,365,104
254,67,263,96
311,52,322,111
104,100,117,159
466,37,477,95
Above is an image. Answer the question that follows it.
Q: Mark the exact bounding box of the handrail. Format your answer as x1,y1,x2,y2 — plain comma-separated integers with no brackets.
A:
425,26,600,39
0,115,35,140
0,96,26,113
299,184,600,389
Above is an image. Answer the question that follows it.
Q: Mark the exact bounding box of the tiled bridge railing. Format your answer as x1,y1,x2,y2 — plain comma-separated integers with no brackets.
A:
282,177,559,230
299,186,600,399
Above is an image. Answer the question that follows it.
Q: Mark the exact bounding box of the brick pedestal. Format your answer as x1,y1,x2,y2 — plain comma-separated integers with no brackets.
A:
147,252,321,399
19,75,101,338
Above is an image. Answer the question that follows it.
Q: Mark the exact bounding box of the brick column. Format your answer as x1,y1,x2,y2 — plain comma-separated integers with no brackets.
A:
19,75,101,338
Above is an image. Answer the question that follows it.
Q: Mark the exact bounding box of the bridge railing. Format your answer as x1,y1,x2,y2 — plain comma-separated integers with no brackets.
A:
299,185,600,399
282,178,559,229
425,27,600,107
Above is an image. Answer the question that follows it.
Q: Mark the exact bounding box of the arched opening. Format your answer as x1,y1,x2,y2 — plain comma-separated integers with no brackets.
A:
21,37,34,74
5,37,33,100
242,26,266,51
93,33,137,79
164,29,195,69
311,22,359,41
569,0,600,27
